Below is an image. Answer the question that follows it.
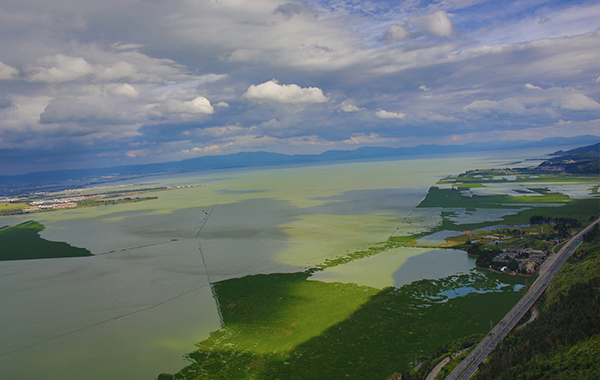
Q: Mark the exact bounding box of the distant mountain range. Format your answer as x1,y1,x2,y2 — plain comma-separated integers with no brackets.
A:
541,142,600,174
550,142,600,157
1,135,598,195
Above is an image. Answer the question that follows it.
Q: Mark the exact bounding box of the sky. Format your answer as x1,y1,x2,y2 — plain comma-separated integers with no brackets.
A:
0,0,599,174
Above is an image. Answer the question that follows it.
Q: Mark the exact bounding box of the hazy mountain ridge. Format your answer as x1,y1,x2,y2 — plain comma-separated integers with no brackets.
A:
540,142,600,174
550,142,600,157
1,135,598,195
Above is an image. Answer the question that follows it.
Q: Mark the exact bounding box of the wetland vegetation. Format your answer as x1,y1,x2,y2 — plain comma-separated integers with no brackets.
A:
165,147,598,380
0,146,597,380
167,270,525,380
0,220,91,261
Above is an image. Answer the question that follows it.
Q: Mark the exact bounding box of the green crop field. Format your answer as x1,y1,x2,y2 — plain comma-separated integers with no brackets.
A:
0,202,30,216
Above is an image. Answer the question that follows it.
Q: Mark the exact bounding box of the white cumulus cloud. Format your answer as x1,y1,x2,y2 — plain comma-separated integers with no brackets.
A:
558,93,600,111
383,10,454,42
226,49,262,63
0,60,19,80
27,55,94,82
412,11,455,37
95,61,137,81
26,55,139,83
338,101,362,112
196,125,247,138
107,83,139,99
39,97,122,125
153,96,214,116
196,73,228,84
375,110,406,119
243,80,328,104
384,24,411,42
463,98,527,115
342,133,396,145
524,83,542,90
25,49,186,84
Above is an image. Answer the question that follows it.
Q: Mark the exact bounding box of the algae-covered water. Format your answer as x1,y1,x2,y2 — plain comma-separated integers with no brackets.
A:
0,150,553,380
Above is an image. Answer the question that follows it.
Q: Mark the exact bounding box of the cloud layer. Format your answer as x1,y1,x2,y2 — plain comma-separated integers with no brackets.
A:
244,80,329,104
0,0,598,174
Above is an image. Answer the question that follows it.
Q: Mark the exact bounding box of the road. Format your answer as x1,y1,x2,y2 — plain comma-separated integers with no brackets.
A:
516,304,538,331
444,218,600,380
426,357,450,380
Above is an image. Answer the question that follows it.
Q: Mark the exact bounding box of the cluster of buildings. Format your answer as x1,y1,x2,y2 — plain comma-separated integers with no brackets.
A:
23,203,78,212
492,247,547,274
0,197,22,203
485,233,512,241
22,194,109,212
3,184,195,215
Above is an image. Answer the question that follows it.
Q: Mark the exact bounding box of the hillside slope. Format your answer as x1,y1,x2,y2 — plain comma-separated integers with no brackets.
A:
473,223,600,380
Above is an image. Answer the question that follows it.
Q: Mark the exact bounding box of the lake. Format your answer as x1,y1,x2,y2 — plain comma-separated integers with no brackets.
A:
0,150,548,380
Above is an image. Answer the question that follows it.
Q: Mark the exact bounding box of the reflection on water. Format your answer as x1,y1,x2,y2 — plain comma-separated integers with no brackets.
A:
436,276,519,302
393,249,476,288
438,286,488,301
416,230,464,246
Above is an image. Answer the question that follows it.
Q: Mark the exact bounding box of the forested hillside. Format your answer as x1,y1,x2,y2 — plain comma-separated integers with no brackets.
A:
539,142,600,174
473,223,600,379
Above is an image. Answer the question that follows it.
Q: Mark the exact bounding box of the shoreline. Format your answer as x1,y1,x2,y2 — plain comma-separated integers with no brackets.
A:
475,265,534,277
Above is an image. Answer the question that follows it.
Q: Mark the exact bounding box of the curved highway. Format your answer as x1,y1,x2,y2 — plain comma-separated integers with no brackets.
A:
445,218,600,380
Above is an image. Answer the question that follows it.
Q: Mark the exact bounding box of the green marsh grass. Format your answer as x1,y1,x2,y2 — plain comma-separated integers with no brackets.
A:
0,220,91,260
174,270,525,380
168,165,597,379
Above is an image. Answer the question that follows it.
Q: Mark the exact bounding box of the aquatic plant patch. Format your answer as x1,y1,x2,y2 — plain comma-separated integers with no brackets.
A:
172,270,525,380
0,220,91,260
